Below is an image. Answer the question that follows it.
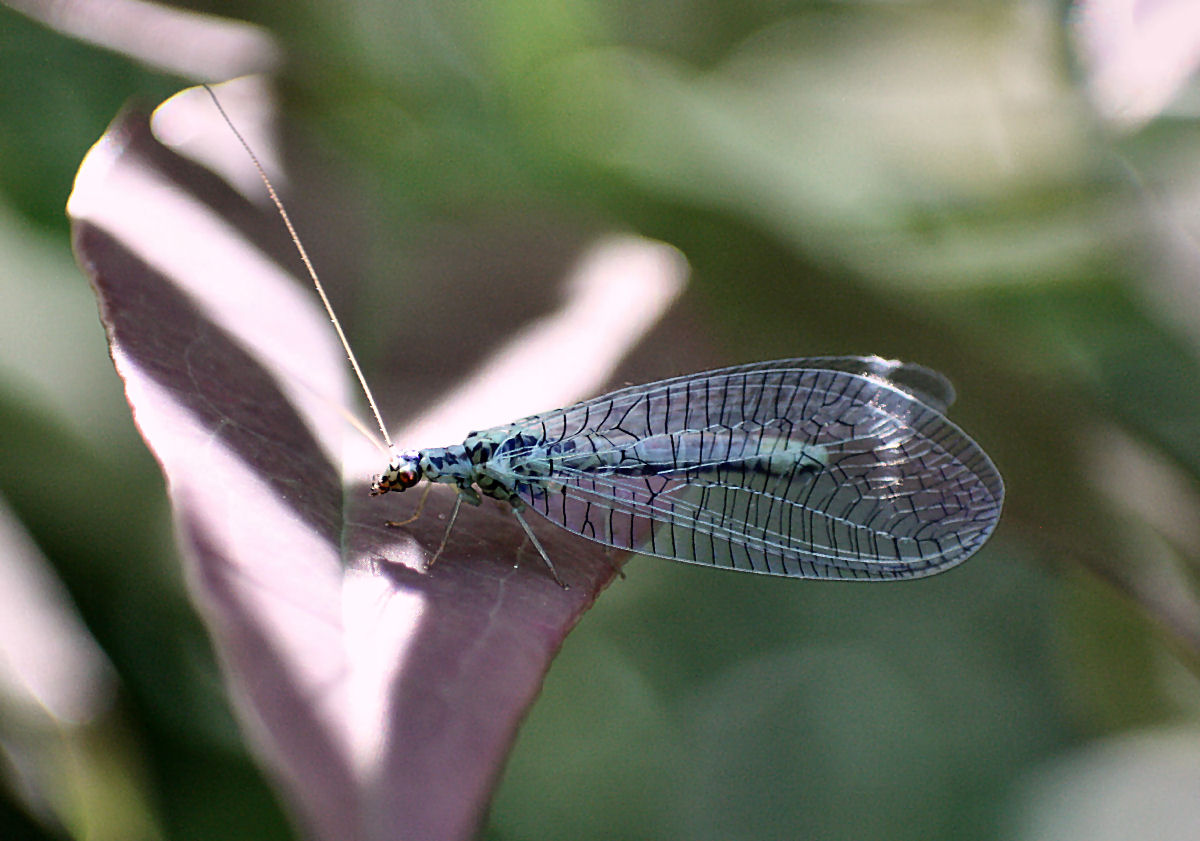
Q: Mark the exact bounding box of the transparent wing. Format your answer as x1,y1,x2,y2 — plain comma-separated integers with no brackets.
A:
492,357,1002,580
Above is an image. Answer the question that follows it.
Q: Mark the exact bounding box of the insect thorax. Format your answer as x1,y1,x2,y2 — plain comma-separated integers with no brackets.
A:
410,429,528,507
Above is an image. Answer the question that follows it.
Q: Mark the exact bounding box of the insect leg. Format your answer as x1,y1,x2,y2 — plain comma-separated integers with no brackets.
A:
428,494,464,567
385,481,434,528
510,509,566,589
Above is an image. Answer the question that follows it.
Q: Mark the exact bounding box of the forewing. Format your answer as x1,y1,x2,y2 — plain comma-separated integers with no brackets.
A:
502,359,1002,580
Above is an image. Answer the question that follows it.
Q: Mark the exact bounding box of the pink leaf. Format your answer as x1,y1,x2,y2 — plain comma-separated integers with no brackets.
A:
68,84,686,841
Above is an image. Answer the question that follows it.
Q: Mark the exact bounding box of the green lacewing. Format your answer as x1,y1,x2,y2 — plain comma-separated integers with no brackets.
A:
204,86,1003,588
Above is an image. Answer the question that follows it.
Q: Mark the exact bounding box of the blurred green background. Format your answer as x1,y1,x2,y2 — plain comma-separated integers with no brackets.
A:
3,0,1200,839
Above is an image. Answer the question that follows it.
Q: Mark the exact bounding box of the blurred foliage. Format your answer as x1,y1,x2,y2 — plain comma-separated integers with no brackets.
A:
3,0,1200,839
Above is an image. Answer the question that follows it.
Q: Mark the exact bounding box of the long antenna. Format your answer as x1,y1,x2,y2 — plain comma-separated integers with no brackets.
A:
202,84,394,450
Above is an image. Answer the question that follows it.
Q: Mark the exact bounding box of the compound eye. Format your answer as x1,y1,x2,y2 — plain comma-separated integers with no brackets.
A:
394,463,420,488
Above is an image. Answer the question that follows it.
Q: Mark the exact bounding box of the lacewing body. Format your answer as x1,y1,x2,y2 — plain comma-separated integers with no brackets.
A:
371,356,1003,582
199,86,1002,586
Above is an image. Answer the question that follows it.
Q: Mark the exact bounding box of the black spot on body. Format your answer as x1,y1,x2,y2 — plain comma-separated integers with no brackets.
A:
468,440,495,465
